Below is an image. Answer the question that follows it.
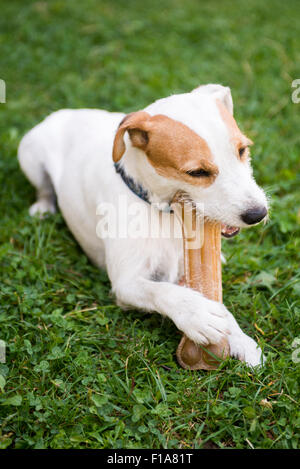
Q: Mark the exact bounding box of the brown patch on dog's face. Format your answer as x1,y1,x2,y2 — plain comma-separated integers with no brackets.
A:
216,99,253,161
113,112,218,186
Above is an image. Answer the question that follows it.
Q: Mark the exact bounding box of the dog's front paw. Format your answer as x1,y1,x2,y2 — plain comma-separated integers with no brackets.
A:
228,332,264,367
174,297,230,346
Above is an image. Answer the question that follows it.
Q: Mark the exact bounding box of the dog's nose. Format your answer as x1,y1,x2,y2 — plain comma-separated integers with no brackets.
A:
241,206,267,225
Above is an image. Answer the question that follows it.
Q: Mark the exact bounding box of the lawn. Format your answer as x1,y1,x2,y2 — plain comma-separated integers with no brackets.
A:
0,0,299,449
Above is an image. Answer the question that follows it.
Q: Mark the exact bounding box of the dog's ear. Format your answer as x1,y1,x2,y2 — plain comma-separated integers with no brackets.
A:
112,111,151,162
192,84,234,115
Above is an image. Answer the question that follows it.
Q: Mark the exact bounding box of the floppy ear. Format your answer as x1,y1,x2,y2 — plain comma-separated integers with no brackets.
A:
192,84,234,115
112,111,151,162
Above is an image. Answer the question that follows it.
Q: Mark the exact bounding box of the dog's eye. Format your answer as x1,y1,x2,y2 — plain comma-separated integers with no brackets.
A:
239,147,247,158
186,169,211,178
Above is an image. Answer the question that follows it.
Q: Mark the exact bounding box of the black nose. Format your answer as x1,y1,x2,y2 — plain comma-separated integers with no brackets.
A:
241,206,267,225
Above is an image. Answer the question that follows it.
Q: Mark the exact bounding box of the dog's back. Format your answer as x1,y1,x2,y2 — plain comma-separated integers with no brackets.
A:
18,108,125,266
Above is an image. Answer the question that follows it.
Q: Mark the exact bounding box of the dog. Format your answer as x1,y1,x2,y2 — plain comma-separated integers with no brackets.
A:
18,84,268,366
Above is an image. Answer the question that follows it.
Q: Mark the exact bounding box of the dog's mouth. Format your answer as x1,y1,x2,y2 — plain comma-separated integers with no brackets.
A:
221,224,240,238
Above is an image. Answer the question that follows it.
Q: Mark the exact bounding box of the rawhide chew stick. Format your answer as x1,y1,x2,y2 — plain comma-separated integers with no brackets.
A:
172,191,230,370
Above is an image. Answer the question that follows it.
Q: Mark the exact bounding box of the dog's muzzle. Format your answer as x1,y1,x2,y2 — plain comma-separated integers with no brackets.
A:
221,224,240,238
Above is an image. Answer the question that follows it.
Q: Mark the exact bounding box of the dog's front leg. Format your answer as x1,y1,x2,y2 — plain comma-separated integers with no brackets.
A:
226,313,264,366
113,277,230,346
106,238,262,365
115,277,264,365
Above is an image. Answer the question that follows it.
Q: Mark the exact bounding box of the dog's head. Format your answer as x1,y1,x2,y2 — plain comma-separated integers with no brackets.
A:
113,84,268,235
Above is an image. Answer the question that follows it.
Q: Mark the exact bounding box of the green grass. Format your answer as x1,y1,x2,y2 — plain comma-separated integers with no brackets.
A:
0,0,300,449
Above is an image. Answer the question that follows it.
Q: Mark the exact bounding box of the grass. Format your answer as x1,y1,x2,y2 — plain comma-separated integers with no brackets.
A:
0,0,300,449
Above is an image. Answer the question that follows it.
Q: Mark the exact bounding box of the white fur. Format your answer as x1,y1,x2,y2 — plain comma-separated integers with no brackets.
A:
18,85,267,367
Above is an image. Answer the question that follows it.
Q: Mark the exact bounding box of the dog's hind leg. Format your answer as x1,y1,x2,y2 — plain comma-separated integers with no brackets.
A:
18,130,56,218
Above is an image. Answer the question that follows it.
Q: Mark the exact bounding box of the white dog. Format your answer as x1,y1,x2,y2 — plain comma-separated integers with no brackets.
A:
18,84,268,366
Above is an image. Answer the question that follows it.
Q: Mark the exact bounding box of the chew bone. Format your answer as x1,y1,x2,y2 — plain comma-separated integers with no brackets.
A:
172,192,230,370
